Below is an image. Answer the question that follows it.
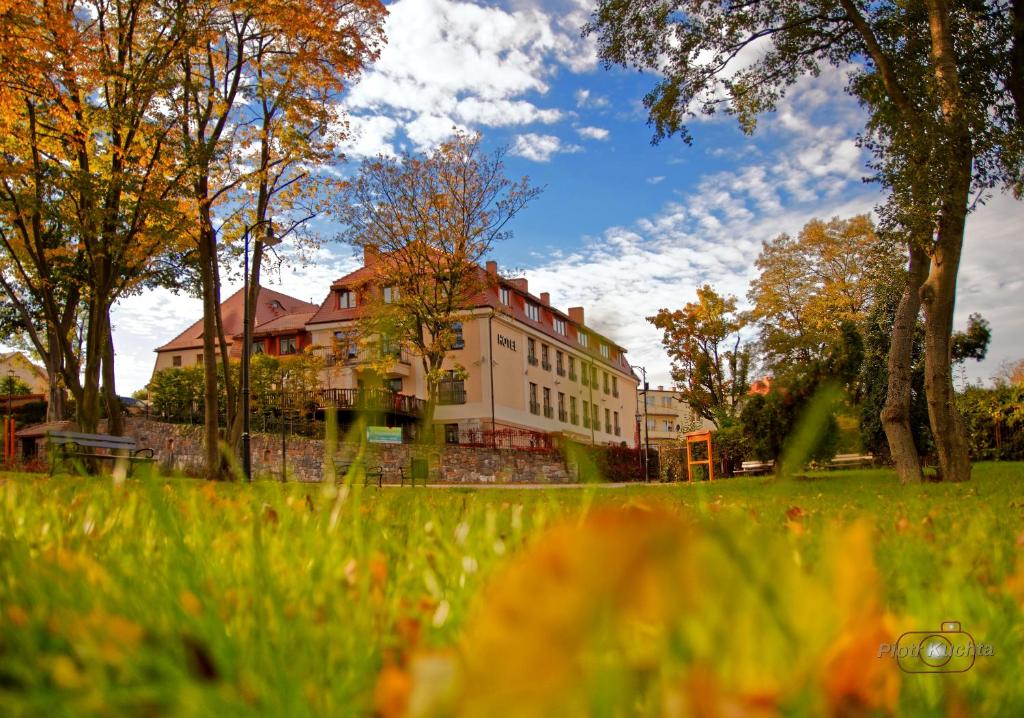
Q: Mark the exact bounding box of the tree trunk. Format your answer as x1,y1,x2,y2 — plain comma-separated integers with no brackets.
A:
921,216,971,482
78,298,103,433
921,0,973,483
102,322,123,436
881,243,928,483
199,198,223,480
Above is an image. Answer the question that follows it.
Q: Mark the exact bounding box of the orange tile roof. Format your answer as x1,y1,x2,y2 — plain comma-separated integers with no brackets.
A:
155,286,319,352
306,259,634,376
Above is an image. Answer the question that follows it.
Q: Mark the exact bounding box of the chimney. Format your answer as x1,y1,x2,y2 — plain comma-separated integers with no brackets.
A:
568,306,585,325
509,277,528,293
658,385,664,391
540,292,550,306
363,245,379,267
485,260,498,276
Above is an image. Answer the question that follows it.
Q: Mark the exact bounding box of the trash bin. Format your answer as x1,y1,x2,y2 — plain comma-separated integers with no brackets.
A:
410,457,428,487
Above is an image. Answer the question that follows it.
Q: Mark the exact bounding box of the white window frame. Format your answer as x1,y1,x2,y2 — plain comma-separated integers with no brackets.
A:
383,286,398,304
525,302,540,321
554,317,566,335
600,343,610,358
500,287,510,305
577,332,589,347
338,290,356,309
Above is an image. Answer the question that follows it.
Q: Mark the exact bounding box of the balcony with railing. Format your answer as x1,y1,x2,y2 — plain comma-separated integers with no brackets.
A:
583,413,590,428
528,354,538,366
570,411,578,425
529,400,540,415
568,368,577,381
558,409,567,422
605,422,613,434
614,424,621,436
541,360,552,371
543,405,553,418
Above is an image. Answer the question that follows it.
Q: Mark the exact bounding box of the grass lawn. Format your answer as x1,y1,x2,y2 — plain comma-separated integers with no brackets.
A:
1,462,1022,716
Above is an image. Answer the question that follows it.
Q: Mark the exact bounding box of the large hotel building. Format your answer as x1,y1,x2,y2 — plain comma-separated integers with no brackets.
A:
154,249,640,446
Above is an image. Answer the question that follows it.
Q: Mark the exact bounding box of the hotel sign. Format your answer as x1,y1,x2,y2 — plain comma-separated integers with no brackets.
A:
497,334,517,351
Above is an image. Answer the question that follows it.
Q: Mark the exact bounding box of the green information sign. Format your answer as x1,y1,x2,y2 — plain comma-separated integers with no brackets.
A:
366,426,403,444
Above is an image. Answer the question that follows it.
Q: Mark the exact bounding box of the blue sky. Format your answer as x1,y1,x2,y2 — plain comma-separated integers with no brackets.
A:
106,0,1023,394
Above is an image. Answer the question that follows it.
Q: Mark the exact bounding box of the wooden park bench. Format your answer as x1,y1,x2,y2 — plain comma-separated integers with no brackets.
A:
827,453,876,470
333,459,385,488
47,431,155,477
734,459,775,476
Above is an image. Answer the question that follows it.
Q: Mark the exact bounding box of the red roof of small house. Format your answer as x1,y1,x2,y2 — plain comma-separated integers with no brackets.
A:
238,311,317,339
156,286,318,353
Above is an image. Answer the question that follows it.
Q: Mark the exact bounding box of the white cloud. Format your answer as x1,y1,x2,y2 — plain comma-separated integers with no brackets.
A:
647,176,665,185
575,88,610,109
576,126,610,141
341,0,591,154
511,133,582,162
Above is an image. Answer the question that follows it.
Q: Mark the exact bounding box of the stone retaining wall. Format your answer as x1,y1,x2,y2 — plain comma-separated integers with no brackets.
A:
123,418,572,484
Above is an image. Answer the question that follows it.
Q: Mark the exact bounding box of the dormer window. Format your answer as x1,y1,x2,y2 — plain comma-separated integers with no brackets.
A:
338,290,356,309
600,343,610,358
525,303,539,321
554,317,566,335
578,332,589,348
500,287,510,305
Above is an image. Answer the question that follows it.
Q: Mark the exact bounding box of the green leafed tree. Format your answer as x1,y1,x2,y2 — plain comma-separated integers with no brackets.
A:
585,0,1023,482
648,285,751,428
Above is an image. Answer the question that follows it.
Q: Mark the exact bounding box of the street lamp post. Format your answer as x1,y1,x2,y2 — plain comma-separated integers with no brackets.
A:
5,369,14,462
242,219,281,483
630,364,651,482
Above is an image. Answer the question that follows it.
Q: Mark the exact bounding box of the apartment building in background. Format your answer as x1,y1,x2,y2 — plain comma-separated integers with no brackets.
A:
152,250,640,446
641,386,715,446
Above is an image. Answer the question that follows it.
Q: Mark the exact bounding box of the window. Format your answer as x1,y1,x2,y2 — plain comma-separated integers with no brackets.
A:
603,372,610,394
612,376,618,397
525,302,540,321
614,411,621,436
592,403,600,430
600,343,610,358
388,377,403,394
591,365,599,387
452,322,464,350
577,332,589,347
383,286,398,303
605,408,612,434
646,394,655,407
543,387,552,418
554,317,566,335
541,344,551,370
334,331,358,360
527,338,538,366
379,334,401,359
556,351,565,376
568,356,577,381
663,396,673,408
663,420,674,432
647,419,656,431
338,290,356,309
558,392,566,422
582,400,590,428
253,341,264,355
172,355,182,367
280,337,297,355
529,382,539,414
444,423,459,445
500,287,510,305
196,353,203,365
570,396,578,425
438,370,466,404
